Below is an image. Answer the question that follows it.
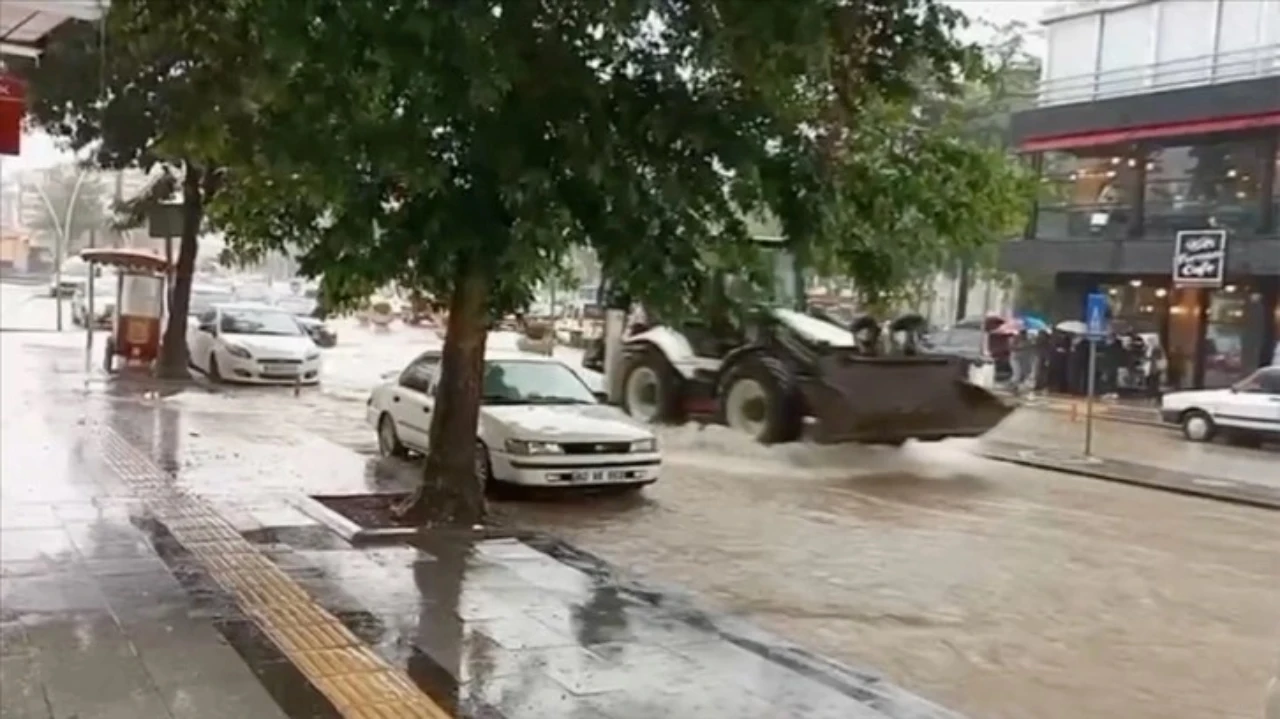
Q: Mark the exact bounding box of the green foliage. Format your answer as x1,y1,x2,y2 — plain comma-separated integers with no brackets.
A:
205,0,985,321
21,166,108,254
801,97,1034,304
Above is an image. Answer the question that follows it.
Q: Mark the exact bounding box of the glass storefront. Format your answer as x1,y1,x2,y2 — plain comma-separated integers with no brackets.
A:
1144,138,1269,236
1203,284,1249,388
1036,146,1140,240
1030,132,1278,239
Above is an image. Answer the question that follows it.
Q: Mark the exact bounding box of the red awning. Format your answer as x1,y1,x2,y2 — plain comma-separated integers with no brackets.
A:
79,248,171,273
1018,111,1280,153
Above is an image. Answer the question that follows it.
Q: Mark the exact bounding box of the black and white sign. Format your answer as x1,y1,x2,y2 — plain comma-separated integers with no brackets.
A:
1172,229,1227,287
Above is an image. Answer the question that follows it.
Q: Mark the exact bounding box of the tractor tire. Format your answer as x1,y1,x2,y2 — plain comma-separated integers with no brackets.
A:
717,353,803,444
621,346,684,424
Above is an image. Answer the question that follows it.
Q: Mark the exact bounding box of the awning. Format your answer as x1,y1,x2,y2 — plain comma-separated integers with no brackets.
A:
1,0,106,59
1018,111,1280,153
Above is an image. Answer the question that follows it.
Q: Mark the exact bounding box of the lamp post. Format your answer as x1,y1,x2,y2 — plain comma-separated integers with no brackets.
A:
28,169,90,331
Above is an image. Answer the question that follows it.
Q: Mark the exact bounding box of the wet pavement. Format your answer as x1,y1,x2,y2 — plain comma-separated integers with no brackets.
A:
4,284,1280,719
980,438,1280,508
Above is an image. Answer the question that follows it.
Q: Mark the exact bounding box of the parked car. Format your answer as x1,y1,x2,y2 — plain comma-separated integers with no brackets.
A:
367,350,660,491
187,303,322,384
70,276,117,328
48,256,95,297
1159,366,1280,444
274,295,337,347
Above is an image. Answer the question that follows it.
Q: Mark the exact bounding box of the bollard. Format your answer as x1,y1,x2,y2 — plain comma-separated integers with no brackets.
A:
1069,401,1079,422
294,376,301,397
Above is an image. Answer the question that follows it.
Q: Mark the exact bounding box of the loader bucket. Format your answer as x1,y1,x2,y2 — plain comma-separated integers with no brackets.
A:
797,352,1016,445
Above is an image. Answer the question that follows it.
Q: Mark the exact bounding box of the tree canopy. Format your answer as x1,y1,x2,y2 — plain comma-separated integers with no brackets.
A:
190,0,1035,522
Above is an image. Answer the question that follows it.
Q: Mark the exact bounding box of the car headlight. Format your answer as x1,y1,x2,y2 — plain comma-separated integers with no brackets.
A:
504,439,563,455
225,344,252,359
630,438,657,453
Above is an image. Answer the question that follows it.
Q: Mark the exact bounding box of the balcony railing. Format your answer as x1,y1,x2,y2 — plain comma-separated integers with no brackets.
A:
1037,45,1280,107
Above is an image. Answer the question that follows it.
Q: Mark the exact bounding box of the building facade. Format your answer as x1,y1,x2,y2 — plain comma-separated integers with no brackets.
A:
1000,0,1280,389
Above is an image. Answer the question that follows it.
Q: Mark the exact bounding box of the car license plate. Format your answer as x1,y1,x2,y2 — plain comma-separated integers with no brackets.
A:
567,469,629,482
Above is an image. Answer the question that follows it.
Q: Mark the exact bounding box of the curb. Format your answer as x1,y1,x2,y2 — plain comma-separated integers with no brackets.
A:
980,450,1280,510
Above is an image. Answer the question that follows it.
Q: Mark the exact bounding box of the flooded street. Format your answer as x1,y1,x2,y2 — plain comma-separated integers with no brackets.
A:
4,284,1279,719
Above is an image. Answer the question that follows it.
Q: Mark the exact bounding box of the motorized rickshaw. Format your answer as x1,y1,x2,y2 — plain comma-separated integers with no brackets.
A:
79,248,171,373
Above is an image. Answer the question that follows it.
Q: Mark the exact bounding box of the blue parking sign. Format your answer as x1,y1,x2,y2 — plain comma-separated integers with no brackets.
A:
1085,292,1109,338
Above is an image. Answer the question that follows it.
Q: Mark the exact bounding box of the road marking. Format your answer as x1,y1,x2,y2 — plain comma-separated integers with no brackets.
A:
96,426,451,719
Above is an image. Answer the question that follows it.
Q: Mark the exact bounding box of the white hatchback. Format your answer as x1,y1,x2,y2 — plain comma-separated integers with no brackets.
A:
367,350,660,490
1159,366,1280,444
188,303,322,384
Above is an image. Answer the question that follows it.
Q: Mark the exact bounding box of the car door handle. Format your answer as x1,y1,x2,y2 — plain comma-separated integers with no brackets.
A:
392,395,400,403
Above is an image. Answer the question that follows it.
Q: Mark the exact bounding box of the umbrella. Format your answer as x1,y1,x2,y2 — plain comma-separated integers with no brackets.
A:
1055,319,1087,334
1017,314,1050,332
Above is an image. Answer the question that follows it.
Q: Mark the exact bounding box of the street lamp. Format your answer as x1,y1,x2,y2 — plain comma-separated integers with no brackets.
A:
26,168,90,330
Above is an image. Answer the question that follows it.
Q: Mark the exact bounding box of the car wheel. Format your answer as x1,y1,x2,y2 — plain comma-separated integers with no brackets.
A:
377,414,408,458
208,354,223,382
1181,409,1215,442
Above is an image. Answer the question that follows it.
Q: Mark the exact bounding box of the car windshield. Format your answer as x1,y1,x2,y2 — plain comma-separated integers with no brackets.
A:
482,360,597,405
1234,367,1279,393
219,308,303,336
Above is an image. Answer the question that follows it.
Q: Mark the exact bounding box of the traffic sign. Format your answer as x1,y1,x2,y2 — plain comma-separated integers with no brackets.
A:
1085,292,1108,338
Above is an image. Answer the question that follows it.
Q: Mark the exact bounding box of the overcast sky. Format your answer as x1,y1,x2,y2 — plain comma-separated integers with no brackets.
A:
6,1,1055,172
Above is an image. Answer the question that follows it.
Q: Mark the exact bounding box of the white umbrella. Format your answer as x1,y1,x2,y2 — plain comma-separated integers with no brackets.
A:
1055,319,1087,334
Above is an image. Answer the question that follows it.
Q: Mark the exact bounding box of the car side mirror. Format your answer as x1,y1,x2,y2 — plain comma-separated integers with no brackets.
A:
592,391,610,403
198,322,215,333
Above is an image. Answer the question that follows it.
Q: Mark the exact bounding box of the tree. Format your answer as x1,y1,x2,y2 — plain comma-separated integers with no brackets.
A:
15,2,250,378
205,0,1010,526
22,165,108,255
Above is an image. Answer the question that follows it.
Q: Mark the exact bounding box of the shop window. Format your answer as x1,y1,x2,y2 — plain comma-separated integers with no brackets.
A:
1035,147,1140,240
1203,283,1249,388
1144,137,1269,237
1100,281,1166,334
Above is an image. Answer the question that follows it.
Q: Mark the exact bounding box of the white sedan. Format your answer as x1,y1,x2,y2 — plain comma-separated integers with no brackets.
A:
1159,366,1280,443
367,350,660,490
188,303,322,384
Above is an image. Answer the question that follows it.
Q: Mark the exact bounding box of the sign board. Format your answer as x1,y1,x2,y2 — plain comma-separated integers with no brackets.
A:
147,204,184,239
0,73,26,156
1085,292,1109,338
1172,229,1227,287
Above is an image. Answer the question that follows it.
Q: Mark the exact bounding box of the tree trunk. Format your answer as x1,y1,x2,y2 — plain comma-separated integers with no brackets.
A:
396,267,490,526
156,163,203,379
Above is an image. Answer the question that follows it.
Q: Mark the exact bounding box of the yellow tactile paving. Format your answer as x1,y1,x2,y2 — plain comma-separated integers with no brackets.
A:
95,427,453,719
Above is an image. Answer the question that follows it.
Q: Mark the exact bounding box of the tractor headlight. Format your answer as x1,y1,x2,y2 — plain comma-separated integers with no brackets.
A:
225,344,252,359
630,438,657,453
505,439,563,455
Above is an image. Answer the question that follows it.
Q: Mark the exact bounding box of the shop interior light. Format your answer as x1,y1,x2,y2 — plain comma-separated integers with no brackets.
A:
1129,279,1142,287
1155,288,1168,298
1225,285,1238,293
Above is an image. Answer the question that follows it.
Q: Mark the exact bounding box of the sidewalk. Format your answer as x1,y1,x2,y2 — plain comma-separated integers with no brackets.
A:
979,439,1280,510
1,333,962,718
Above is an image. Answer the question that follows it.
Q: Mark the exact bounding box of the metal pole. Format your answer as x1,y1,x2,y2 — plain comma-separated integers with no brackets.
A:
1084,337,1098,456
85,229,96,370
33,170,89,331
